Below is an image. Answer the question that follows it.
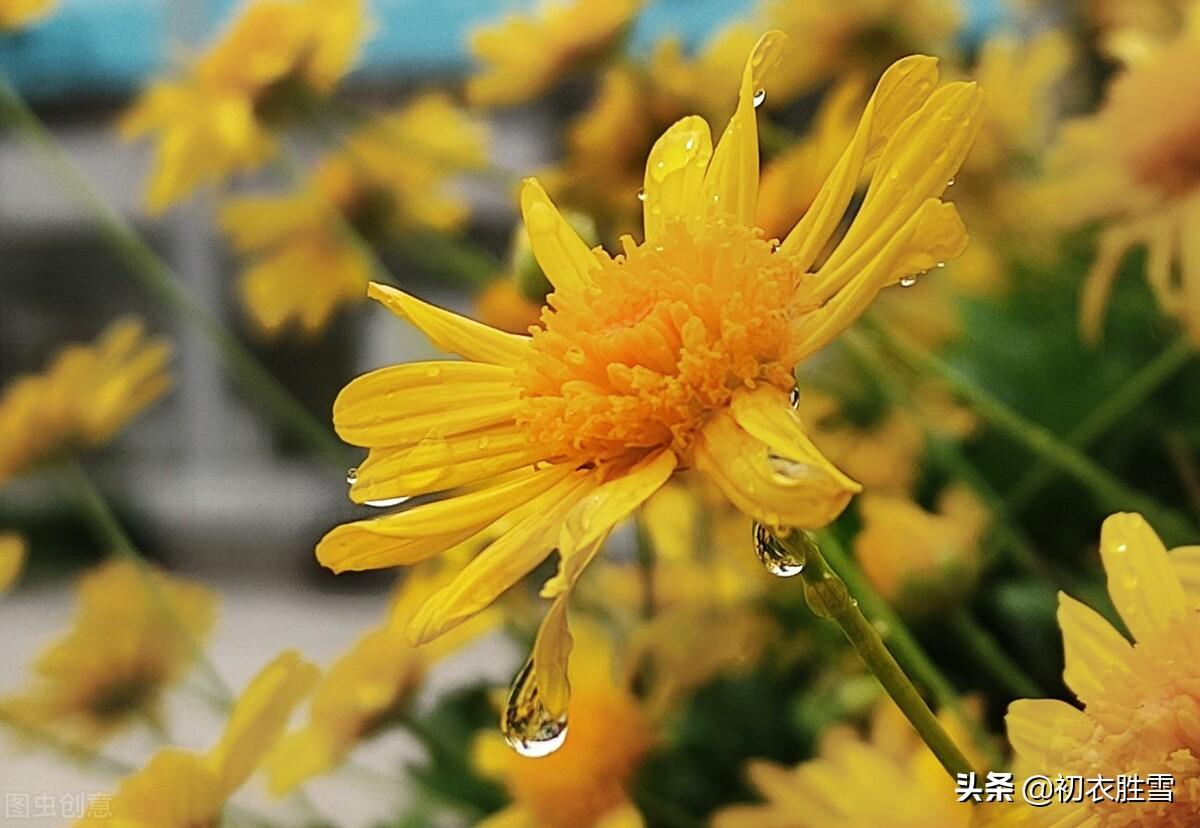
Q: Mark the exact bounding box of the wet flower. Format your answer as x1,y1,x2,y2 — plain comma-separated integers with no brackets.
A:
0,533,25,594
473,623,653,828
714,702,979,828
0,0,54,30
1004,512,1200,827
855,486,987,617
221,94,486,337
0,559,215,742
121,0,367,213
1040,11,1200,344
318,33,980,733
75,650,317,828
466,0,642,106
0,318,172,486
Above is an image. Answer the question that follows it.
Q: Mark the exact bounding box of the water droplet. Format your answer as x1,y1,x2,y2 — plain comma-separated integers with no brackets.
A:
477,436,491,450
899,274,918,288
789,387,801,409
767,453,819,485
365,495,410,508
502,658,568,758
946,177,956,187
636,188,646,202
684,135,696,151
346,467,358,486
424,365,441,379
564,345,586,365
752,522,806,577
752,88,766,108
935,262,945,269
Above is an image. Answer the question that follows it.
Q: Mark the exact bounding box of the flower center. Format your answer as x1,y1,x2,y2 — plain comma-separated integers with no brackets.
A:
514,220,801,467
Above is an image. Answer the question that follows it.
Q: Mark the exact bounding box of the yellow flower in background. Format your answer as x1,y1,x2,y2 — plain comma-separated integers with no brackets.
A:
1040,8,1200,345
0,0,54,30
1004,513,1200,828
0,559,215,742
1086,0,1193,61
647,22,760,122
476,280,546,335
762,0,961,100
75,650,318,828
265,558,496,795
473,623,654,828
121,0,367,213
855,486,987,617
317,32,980,742
467,0,642,106
714,702,979,828
0,318,172,486
0,533,26,594
221,94,486,337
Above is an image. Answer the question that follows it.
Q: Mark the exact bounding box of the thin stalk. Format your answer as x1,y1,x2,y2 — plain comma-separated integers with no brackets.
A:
59,458,234,702
1007,337,1194,511
0,72,345,463
948,609,1043,699
870,318,1199,545
776,528,975,779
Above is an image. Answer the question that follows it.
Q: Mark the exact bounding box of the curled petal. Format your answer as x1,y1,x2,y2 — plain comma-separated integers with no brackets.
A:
643,116,713,242
1099,512,1186,642
520,178,601,295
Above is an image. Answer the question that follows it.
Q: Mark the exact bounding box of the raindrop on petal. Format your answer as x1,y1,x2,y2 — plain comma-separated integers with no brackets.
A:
364,496,410,508
752,88,767,108
752,522,806,577
345,467,358,486
789,387,801,409
636,188,646,202
899,274,919,288
502,658,568,758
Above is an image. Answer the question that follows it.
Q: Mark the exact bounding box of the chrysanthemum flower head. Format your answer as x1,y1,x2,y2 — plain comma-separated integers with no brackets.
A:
0,559,214,742
0,0,54,30
121,0,367,213
467,0,642,107
318,31,981,750
74,650,317,828
0,318,171,486
1005,512,1200,827
0,532,26,595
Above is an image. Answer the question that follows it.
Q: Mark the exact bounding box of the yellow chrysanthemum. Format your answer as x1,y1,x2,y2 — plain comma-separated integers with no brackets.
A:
473,623,653,828
75,650,317,828
0,318,172,486
0,532,26,594
121,0,367,213
714,702,979,828
265,558,495,794
0,0,54,30
0,559,215,742
318,33,980,736
855,486,987,616
221,94,486,336
1004,513,1200,828
466,0,642,106
1039,8,1200,344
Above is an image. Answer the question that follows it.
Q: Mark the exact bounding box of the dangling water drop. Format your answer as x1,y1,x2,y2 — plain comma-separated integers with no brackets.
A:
346,467,358,486
946,177,956,187
501,658,568,758
899,274,919,288
789,386,801,409
752,88,766,108
636,188,646,202
752,522,806,577
364,495,410,508
935,262,945,269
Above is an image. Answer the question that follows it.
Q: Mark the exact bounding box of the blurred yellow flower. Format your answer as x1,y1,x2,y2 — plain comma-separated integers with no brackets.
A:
1004,512,1200,828
1041,10,1200,344
647,23,760,123
0,559,214,742
715,703,979,827
0,318,172,486
856,486,987,617
467,0,642,106
221,94,486,337
75,650,318,828
476,279,546,335
121,0,367,213
1086,0,1193,61
265,558,496,794
473,623,653,828
317,33,980,737
0,533,26,594
0,0,54,30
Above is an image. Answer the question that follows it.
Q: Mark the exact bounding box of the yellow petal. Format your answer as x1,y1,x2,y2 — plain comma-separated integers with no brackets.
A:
595,800,646,828
520,178,600,296
207,650,319,797
694,405,858,529
702,30,787,227
779,55,940,269
317,464,574,573
533,592,573,717
643,116,713,243
1170,545,1200,600
407,472,595,644
265,728,336,797
367,282,530,367
1080,222,1142,345
1005,699,1094,768
1057,592,1133,707
106,749,224,828
1099,512,1186,642
0,533,26,595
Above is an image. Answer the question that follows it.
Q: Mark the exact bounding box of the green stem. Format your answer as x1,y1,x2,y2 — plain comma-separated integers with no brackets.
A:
948,609,1043,699
870,318,1199,545
0,72,345,464
1007,337,1194,511
777,529,974,779
59,458,234,702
